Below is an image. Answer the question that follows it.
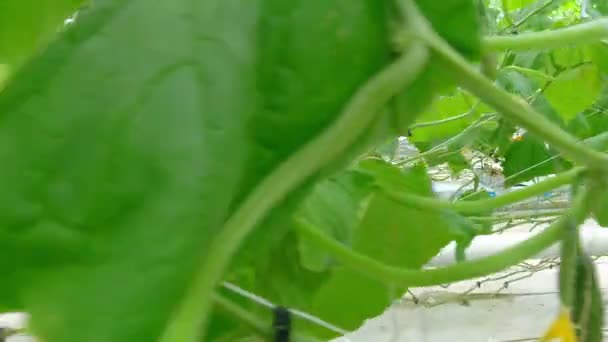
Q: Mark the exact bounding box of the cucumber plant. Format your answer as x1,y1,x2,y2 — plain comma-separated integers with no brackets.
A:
0,0,607,341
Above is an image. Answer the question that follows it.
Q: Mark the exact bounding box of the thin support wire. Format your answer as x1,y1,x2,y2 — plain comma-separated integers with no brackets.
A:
221,281,349,336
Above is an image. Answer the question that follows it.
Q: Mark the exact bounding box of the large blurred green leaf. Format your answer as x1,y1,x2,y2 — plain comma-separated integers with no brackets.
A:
0,0,394,340
545,64,602,121
0,0,85,67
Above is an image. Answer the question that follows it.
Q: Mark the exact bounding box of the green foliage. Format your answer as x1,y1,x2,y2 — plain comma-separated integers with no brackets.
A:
410,91,485,142
415,0,482,59
0,0,394,340
544,64,602,121
392,0,482,131
295,172,373,272
502,134,563,186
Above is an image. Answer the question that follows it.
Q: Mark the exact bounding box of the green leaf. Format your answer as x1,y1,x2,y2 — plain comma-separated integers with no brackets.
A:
475,118,517,157
410,91,483,142
497,69,538,95
295,171,373,272
505,0,536,11
551,46,593,70
415,0,482,59
309,160,457,336
495,68,565,126
497,67,564,127
0,0,394,340
0,0,85,67
502,134,562,186
446,152,470,173
589,42,608,75
393,0,482,132
450,190,494,262
545,64,602,121
371,138,399,161
511,51,544,69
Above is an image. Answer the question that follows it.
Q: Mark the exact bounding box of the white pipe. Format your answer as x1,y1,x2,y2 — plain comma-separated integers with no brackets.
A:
426,219,608,267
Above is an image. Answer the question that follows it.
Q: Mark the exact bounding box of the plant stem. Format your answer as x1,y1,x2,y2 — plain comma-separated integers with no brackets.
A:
386,167,582,214
160,43,430,342
420,26,608,169
469,209,565,222
501,65,555,81
397,114,496,166
410,110,474,129
558,216,579,307
296,190,590,287
484,18,608,51
410,101,480,129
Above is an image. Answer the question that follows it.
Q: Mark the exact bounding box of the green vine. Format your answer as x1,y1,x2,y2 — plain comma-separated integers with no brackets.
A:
386,167,582,214
296,186,591,287
484,18,608,51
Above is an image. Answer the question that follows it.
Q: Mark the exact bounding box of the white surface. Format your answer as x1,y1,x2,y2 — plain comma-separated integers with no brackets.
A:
333,258,608,342
330,219,608,341
0,313,31,342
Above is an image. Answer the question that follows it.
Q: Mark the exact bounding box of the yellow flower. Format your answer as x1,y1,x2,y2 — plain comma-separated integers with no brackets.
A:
539,308,577,342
